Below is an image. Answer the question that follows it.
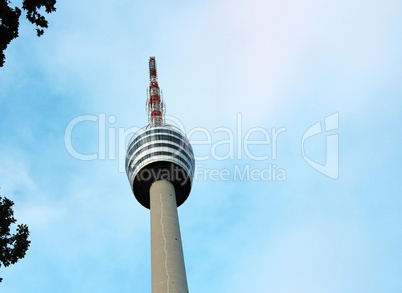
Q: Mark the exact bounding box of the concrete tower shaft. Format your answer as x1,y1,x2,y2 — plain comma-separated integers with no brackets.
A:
150,180,188,293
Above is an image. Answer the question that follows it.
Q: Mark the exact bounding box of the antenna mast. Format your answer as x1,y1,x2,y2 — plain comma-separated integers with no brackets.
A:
147,57,165,126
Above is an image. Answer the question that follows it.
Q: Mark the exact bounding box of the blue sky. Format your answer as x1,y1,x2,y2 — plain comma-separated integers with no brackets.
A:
1,0,401,292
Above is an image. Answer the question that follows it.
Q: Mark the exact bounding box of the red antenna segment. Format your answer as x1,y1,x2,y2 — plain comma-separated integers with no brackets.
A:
147,57,165,126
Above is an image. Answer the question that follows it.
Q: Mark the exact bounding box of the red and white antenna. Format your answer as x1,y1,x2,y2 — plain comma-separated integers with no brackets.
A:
147,57,165,126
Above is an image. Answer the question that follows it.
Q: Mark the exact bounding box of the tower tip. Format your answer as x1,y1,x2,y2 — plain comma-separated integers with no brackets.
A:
149,56,157,81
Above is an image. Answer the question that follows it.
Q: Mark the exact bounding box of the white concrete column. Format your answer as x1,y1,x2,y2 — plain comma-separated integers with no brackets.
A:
150,180,189,293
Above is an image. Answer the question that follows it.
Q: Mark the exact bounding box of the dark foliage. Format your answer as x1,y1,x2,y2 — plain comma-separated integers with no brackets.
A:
0,0,56,67
0,196,30,282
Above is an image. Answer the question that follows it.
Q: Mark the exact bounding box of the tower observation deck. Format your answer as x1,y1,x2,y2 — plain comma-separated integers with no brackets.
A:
125,57,195,293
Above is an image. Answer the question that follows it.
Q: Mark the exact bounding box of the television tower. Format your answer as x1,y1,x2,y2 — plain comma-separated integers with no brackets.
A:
126,57,195,293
